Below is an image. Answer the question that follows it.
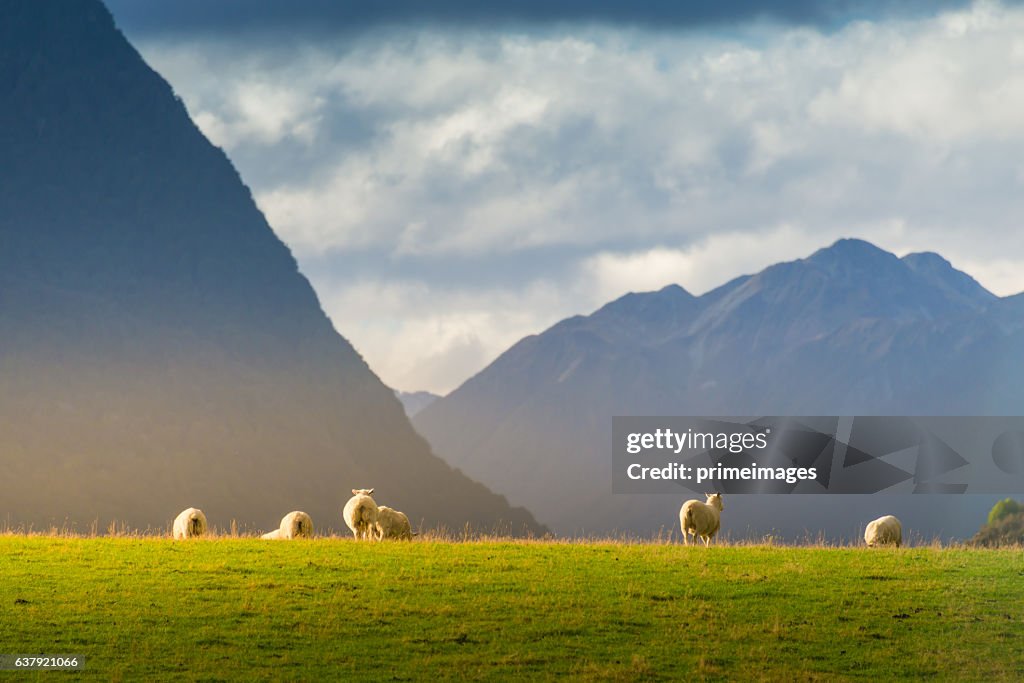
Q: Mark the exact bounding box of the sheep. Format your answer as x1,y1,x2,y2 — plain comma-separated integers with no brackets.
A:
343,488,379,540
375,506,416,540
173,507,207,539
679,493,723,547
261,511,314,540
864,515,902,548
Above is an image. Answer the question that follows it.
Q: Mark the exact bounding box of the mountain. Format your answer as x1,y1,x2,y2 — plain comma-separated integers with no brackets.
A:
395,391,441,418
901,251,997,310
414,239,1024,538
0,0,543,535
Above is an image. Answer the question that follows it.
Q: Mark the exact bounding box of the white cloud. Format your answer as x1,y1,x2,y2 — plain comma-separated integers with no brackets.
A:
954,257,1024,296
152,46,327,148
581,225,819,301
136,2,1024,391
810,3,1024,143
319,278,578,394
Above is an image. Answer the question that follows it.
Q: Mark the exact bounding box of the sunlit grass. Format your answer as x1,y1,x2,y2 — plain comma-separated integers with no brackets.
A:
1,536,1022,681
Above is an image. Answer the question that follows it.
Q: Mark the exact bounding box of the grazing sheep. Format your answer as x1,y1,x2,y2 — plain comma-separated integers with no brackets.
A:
281,510,314,539
679,493,724,547
343,488,379,540
375,506,415,540
865,515,902,548
173,507,207,539
261,511,314,540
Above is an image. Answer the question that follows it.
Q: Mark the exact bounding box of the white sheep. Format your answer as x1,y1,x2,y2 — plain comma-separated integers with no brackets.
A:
679,493,723,547
343,488,379,540
864,515,902,548
375,506,415,540
173,507,207,539
261,511,314,540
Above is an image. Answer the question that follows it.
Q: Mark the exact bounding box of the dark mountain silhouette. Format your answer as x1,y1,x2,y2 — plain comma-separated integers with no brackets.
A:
415,239,1024,538
0,0,542,535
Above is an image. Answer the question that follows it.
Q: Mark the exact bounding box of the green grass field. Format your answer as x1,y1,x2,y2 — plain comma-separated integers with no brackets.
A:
1,536,1022,681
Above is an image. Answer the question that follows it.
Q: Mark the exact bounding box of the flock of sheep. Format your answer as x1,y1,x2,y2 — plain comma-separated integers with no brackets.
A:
680,493,903,547
171,489,416,541
172,490,902,547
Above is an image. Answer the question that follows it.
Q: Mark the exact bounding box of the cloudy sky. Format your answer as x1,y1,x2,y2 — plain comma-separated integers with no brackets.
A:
107,0,1024,394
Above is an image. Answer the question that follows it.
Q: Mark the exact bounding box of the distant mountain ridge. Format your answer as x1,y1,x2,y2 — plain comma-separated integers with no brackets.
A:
395,391,441,418
0,0,542,535
414,239,1023,538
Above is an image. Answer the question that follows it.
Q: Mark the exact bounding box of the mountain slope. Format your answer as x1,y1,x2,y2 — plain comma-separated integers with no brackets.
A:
0,0,542,535
395,391,441,418
415,239,1021,537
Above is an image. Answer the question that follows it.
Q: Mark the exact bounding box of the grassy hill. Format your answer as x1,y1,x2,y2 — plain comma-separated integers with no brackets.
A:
1,536,1022,680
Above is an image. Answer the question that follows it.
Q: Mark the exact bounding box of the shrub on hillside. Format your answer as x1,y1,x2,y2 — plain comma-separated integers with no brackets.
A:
971,510,1024,548
987,498,1022,526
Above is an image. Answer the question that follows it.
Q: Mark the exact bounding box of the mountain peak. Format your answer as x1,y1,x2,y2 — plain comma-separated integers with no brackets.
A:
807,238,898,268
902,251,996,308
587,282,698,342
657,283,692,296
828,237,882,251
902,251,950,268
